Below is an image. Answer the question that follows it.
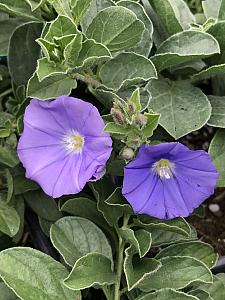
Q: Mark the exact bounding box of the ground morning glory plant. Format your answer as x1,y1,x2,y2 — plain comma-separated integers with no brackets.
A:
1,0,225,299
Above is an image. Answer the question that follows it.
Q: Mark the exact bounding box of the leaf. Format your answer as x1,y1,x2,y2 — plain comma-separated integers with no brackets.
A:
129,88,142,112
119,228,151,258
36,57,67,81
75,38,111,69
60,197,110,230
80,0,115,32
189,289,213,300
27,72,77,100
44,15,78,42
198,275,225,300
50,216,112,267
207,21,225,65
86,6,145,52
135,215,191,236
14,175,39,195
99,53,157,91
124,245,161,290
0,201,20,237
169,0,196,29
0,19,24,56
0,0,41,20
0,282,18,300
26,0,46,11
96,187,132,226
47,0,72,17
64,32,82,66
147,79,211,139
202,0,221,19
24,190,62,221
207,95,225,128
0,247,81,300
70,0,92,23
152,31,220,71
138,256,212,292
155,241,218,268
0,146,19,167
118,0,153,56
104,122,130,135
64,253,116,290
142,112,160,138
138,289,199,300
8,22,43,86
209,129,225,187
150,0,182,35
191,64,225,82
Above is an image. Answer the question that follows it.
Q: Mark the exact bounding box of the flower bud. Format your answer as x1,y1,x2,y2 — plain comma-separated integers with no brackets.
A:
127,101,135,115
120,147,135,160
133,114,148,127
111,108,126,125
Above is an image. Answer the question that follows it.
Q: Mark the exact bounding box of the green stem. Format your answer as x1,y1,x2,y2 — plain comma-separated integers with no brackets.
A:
74,73,101,88
0,88,13,99
114,214,130,300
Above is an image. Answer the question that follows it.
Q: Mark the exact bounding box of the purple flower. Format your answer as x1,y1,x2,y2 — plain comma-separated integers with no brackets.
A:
18,96,112,198
122,143,219,219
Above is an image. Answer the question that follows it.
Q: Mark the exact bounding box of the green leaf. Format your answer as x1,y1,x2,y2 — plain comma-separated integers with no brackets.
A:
138,289,199,300
207,21,225,65
155,241,218,268
198,275,225,300
119,228,151,258
47,0,72,17
36,37,57,62
135,215,191,237
60,197,110,231
100,53,157,91
0,146,19,168
44,15,78,42
104,122,129,135
202,0,221,19
5,169,13,204
219,0,225,20
86,6,145,52
0,282,18,300
170,0,196,29
191,64,225,82
142,112,160,138
0,0,41,20
70,0,92,23
24,190,62,221
36,57,67,81
26,0,46,11
207,95,225,127
75,39,111,69
14,175,39,195
189,289,213,300
64,253,116,290
147,79,211,139
8,22,43,86
0,19,24,56
150,0,182,35
124,245,161,290
0,247,81,300
50,216,112,267
209,129,225,187
129,88,142,112
27,72,77,100
152,31,220,71
138,256,212,292
118,0,153,56
96,187,132,226
80,0,115,32
0,201,20,237
64,32,82,66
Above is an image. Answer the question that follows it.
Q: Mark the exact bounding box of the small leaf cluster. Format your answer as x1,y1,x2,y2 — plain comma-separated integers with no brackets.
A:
104,89,160,156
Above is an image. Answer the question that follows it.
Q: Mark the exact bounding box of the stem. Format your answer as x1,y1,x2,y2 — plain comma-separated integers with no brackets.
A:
0,88,13,99
114,214,130,300
74,73,102,88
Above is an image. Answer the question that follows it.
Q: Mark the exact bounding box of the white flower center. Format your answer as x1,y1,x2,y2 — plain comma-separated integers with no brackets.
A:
63,130,84,153
153,159,174,179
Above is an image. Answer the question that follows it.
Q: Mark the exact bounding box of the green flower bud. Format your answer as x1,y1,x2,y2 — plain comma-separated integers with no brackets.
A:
133,114,148,127
111,108,126,125
120,147,135,160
